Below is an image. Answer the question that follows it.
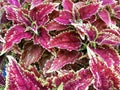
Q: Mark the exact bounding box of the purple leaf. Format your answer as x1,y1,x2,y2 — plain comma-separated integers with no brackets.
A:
87,47,120,90
6,56,47,90
54,10,73,25
48,49,81,72
34,28,50,51
2,24,33,54
64,68,93,90
79,3,99,20
30,3,55,26
8,0,21,7
101,0,115,5
48,31,81,51
114,5,120,12
21,42,44,67
45,20,68,31
62,0,73,12
98,9,111,26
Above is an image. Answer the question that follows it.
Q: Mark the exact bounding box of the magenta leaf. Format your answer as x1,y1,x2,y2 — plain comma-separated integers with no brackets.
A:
64,68,93,90
79,3,99,20
54,71,76,87
62,0,73,12
101,0,115,5
30,3,55,26
2,24,33,54
45,20,68,31
21,42,44,67
54,10,73,25
48,31,81,51
31,0,43,9
34,28,50,51
114,5,120,12
48,49,81,72
89,45,120,67
6,56,47,90
5,6,30,25
8,0,21,7
96,29,120,46
98,9,111,26
87,47,120,90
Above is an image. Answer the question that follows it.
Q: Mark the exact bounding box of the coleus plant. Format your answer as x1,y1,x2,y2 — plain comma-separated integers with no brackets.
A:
0,0,120,90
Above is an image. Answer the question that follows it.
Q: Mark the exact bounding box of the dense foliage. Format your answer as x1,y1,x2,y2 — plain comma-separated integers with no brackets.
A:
0,0,120,90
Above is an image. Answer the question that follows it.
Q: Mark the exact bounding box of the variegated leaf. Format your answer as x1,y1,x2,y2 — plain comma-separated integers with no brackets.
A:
98,9,111,26
64,68,93,90
6,56,48,90
54,10,73,25
48,31,81,51
8,0,21,7
79,3,99,20
34,28,51,51
2,24,32,54
45,20,68,31
62,0,73,12
87,47,120,90
21,42,44,67
31,0,43,9
96,29,120,46
101,0,115,5
30,3,55,26
48,49,81,72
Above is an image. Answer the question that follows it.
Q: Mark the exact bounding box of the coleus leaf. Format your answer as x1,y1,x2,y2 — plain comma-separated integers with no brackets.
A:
6,56,48,90
21,42,44,67
79,3,99,20
101,0,115,5
87,47,120,90
8,0,21,7
48,49,81,72
64,68,93,90
89,45,120,67
5,6,30,25
31,0,43,9
30,3,55,26
62,0,73,12
2,24,33,54
48,31,81,51
45,20,68,31
34,28,51,51
53,71,76,87
98,9,111,26
96,29,120,46
54,10,73,25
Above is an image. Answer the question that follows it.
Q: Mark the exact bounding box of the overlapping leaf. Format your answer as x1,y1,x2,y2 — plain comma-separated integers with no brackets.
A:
62,0,73,12
101,0,115,5
30,3,55,26
64,68,93,90
8,0,21,7
48,31,81,51
87,46,120,90
2,24,33,54
79,3,99,20
6,56,47,90
96,29,120,46
48,49,81,72
21,42,44,67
